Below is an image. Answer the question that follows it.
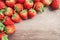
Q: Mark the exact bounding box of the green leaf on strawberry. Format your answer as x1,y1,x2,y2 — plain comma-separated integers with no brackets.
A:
0,22,5,31
2,35,8,40
29,0,33,3
4,28,8,34
0,10,2,15
29,8,36,13
4,7,7,13
58,4,60,10
39,6,44,12
12,13,16,19
14,6,18,12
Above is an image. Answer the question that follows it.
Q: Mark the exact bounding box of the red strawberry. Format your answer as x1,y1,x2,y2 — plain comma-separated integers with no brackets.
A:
28,8,36,18
34,2,44,12
24,0,34,9
5,25,15,35
14,3,23,12
19,9,28,20
0,10,4,20
0,1,5,9
4,7,14,16
41,0,52,6
12,12,22,23
34,0,40,2
6,0,16,8
16,0,24,3
50,0,60,10
3,16,14,25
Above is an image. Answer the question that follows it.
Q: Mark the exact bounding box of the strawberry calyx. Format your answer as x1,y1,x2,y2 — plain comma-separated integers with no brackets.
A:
2,34,8,40
58,4,60,10
3,7,7,13
29,0,33,3
29,8,36,13
26,0,33,3
20,9,27,14
39,6,44,12
2,17,6,23
12,12,16,19
14,6,18,12
0,10,3,15
4,28,8,34
0,22,5,31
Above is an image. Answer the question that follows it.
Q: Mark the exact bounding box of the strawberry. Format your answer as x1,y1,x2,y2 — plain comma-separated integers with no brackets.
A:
34,0,40,2
12,12,22,23
0,10,4,20
6,0,16,8
0,1,5,9
19,9,28,20
3,16,14,25
41,0,52,6
5,25,15,35
14,3,23,12
28,8,36,18
34,2,44,12
16,0,24,3
50,0,60,10
4,7,14,16
24,0,34,9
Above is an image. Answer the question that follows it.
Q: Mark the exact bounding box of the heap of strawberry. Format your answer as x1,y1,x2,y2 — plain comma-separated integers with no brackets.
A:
0,0,60,40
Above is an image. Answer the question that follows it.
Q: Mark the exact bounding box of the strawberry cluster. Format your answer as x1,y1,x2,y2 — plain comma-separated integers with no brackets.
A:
0,0,60,40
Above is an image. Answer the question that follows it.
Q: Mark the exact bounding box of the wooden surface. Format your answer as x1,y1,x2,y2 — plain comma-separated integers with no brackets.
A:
9,7,60,40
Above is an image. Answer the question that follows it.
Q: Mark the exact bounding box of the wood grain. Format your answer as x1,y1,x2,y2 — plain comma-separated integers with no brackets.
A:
9,7,60,40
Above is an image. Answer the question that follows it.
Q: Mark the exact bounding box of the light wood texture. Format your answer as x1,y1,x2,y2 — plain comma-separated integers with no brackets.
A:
9,7,60,40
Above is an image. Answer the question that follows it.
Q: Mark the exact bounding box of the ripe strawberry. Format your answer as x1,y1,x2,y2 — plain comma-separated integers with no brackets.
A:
5,25,15,35
34,2,44,12
19,9,28,20
50,0,60,10
12,12,22,23
24,0,34,9
0,1,5,9
16,0,24,3
34,0,40,2
3,16,14,25
4,7,14,16
41,0,52,6
28,8,37,18
14,3,23,12
0,10,4,20
6,0,16,8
